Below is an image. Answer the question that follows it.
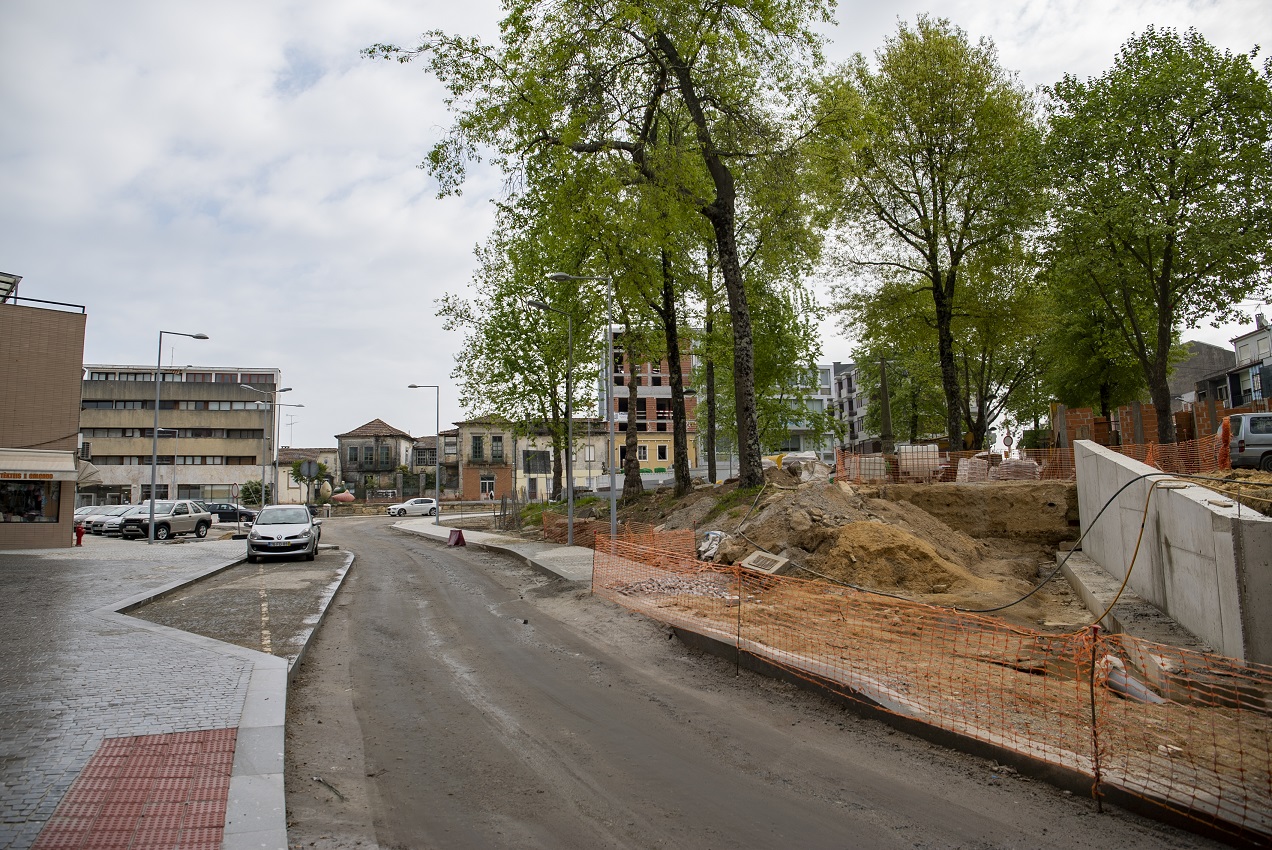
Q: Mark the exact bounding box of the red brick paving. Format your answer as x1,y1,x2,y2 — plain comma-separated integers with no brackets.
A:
31,729,236,850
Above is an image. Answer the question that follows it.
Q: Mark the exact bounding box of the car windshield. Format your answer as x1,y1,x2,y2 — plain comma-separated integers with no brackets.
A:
256,507,311,525
106,506,132,516
148,501,175,514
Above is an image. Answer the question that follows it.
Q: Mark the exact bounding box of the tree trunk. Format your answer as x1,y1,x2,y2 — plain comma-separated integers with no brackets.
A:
659,258,693,497
932,270,964,450
655,31,762,489
623,374,643,500
704,310,717,483
1151,317,1176,443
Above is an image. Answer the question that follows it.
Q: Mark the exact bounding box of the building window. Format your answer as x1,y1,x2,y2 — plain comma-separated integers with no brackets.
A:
444,435,457,457
480,474,496,497
88,372,114,380
186,372,213,382
240,373,273,384
491,435,504,462
585,444,595,462
215,373,237,383
362,446,374,463
471,435,485,461
657,445,668,461
348,447,358,464
637,445,648,461
380,446,390,465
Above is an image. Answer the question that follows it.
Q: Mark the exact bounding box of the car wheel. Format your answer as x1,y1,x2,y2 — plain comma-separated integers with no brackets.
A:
246,554,256,564
195,522,209,539
305,544,316,561
155,525,171,541
1261,453,1272,472
430,507,438,516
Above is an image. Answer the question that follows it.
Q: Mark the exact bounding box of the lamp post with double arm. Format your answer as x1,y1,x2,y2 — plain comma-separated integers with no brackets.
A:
241,384,299,506
149,331,207,544
407,384,442,525
546,272,615,545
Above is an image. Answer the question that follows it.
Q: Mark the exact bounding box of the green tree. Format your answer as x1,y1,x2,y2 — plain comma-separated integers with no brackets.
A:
817,16,1045,450
289,460,330,503
367,0,833,488
1046,27,1272,442
239,480,271,507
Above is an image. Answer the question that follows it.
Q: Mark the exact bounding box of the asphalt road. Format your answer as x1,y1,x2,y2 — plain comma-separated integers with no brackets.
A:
283,516,1219,850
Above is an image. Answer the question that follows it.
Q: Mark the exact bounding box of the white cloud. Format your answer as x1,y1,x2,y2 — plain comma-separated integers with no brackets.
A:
1,0,1266,443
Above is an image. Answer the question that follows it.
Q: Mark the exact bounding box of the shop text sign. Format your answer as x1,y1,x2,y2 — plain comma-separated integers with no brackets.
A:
0,472,55,480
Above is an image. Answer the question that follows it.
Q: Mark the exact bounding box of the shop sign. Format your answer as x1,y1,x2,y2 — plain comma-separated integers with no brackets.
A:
0,472,56,480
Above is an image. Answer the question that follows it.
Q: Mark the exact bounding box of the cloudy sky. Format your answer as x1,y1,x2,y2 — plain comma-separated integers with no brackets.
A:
3,1,1269,447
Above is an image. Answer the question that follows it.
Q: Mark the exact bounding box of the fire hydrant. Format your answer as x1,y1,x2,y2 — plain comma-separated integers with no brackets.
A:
74,522,85,546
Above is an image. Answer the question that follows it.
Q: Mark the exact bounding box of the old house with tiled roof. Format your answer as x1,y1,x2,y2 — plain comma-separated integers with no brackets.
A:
335,419,414,493
276,446,338,504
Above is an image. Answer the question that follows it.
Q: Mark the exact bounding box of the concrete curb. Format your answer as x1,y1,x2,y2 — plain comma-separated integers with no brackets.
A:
93,548,358,850
389,522,593,585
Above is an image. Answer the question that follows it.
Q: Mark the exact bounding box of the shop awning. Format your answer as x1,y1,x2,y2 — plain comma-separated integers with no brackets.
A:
76,459,103,486
0,449,79,482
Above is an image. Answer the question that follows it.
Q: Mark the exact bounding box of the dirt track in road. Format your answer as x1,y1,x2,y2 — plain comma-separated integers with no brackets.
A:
284,516,1219,850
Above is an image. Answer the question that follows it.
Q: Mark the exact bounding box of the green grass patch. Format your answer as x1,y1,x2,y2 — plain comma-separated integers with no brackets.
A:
701,485,763,525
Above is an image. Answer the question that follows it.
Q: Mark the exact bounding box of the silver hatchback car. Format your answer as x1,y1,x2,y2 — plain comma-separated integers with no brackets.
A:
247,505,322,562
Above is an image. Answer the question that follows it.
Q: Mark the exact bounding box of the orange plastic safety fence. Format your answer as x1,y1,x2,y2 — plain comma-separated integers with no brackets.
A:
590,540,1272,842
542,513,696,557
835,434,1226,486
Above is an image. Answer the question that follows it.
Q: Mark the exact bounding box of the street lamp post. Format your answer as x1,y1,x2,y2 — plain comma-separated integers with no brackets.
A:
150,331,208,544
241,384,297,506
546,271,615,546
528,298,574,546
407,384,442,526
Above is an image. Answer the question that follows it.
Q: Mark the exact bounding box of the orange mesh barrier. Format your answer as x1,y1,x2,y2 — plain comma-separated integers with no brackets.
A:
836,434,1226,486
541,512,696,556
592,538,1272,843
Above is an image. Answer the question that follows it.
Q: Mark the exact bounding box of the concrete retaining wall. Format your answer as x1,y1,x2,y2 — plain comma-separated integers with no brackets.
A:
1075,440,1272,663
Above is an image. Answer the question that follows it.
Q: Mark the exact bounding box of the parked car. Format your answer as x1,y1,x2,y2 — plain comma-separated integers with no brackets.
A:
86,505,133,534
1229,413,1272,471
120,500,213,541
246,505,322,562
99,505,148,536
74,505,97,520
386,497,438,517
203,502,257,523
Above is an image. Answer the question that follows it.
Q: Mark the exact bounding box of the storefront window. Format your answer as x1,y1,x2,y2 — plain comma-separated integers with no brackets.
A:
0,481,60,523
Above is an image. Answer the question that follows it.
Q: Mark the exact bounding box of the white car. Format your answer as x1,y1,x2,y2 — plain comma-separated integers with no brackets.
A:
386,497,438,517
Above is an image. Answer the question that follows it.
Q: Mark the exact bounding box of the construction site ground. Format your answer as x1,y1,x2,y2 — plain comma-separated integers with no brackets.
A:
582,465,1267,636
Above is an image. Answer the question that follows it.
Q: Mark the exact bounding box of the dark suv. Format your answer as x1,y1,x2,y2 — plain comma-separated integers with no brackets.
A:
120,500,213,540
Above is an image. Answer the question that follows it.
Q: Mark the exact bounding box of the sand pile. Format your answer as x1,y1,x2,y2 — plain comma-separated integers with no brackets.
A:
818,521,988,594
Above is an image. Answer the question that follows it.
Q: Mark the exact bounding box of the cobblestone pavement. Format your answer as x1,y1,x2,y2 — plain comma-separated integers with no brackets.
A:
0,534,250,850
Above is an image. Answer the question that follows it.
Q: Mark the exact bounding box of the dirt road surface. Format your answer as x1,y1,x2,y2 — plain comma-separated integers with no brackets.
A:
284,516,1219,850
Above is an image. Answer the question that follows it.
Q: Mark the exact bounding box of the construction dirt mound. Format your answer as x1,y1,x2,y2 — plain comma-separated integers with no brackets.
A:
635,475,1091,632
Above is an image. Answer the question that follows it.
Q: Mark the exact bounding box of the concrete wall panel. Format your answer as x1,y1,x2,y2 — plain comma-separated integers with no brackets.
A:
1075,440,1272,662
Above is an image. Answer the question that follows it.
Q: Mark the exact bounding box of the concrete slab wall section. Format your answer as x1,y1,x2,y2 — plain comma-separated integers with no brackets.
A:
1074,440,1272,663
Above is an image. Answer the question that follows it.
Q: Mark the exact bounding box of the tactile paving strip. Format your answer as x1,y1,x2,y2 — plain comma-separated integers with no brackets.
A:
30,729,236,850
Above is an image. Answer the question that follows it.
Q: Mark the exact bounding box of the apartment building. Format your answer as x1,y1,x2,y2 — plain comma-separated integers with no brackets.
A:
831,362,876,453
79,365,282,505
1,297,87,549
608,334,699,477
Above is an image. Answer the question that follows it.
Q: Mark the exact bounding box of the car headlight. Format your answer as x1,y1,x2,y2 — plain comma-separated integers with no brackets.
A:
248,529,262,540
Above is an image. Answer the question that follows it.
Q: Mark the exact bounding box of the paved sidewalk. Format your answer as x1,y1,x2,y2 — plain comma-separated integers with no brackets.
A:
0,520,584,850
391,519,595,583
0,535,286,850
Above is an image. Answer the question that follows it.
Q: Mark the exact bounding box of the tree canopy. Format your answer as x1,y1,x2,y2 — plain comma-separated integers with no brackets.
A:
1046,26,1272,441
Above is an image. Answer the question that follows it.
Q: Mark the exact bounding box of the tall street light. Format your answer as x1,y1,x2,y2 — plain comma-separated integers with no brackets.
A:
528,298,574,546
241,384,295,506
547,271,615,545
408,384,443,525
150,331,208,543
